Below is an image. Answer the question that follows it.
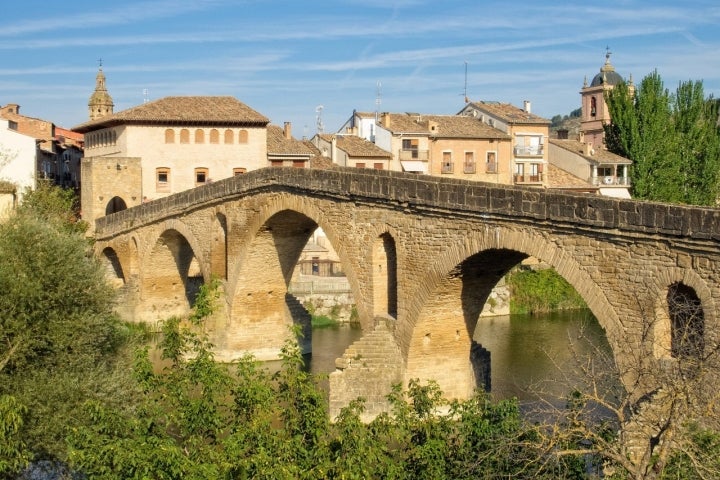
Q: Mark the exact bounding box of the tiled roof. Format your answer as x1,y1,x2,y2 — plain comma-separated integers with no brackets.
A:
73,96,269,132
377,113,510,139
302,141,335,169
318,134,392,158
466,101,551,125
547,163,596,189
549,139,632,165
267,125,314,156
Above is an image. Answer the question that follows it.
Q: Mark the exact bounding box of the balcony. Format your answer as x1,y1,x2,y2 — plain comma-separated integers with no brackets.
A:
485,162,498,174
513,145,544,157
398,149,430,161
514,173,544,184
441,162,454,174
592,176,631,186
463,162,476,174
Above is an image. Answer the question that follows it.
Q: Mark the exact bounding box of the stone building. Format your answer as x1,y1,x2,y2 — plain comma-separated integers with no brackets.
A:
0,118,36,217
458,100,551,187
73,94,270,228
579,49,634,149
0,103,83,191
311,133,393,170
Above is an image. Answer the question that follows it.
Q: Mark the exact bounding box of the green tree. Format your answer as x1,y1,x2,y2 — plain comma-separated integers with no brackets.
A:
605,71,720,204
0,183,130,471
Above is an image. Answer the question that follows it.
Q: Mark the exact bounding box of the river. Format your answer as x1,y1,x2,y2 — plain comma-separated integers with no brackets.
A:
305,309,615,404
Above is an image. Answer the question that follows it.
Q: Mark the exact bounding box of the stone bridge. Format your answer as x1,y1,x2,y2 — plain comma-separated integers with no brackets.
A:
94,167,720,418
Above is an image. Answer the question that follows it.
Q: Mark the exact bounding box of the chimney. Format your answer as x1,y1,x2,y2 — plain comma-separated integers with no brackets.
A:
523,100,531,113
283,122,291,139
382,112,391,128
331,135,337,163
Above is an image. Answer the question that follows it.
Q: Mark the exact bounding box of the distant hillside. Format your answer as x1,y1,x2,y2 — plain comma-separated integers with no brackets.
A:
550,108,581,139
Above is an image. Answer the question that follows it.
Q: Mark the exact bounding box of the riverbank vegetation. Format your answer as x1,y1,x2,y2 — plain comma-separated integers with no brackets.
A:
3,183,720,479
506,266,587,314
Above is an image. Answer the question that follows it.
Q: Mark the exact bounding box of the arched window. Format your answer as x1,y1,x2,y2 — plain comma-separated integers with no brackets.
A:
590,97,597,117
210,129,219,144
105,196,127,215
224,129,234,144
180,129,190,144
238,129,248,144
668,282,704,359
195,129,205,144
165,129,175,143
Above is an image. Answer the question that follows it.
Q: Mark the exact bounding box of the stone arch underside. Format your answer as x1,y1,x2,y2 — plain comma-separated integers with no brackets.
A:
402,226,622,401
105,196,127,215
136,228,205,324
372,232,398,319
216,193,366,362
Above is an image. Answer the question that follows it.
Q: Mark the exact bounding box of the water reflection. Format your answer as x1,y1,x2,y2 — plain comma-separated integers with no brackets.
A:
474,309,614,403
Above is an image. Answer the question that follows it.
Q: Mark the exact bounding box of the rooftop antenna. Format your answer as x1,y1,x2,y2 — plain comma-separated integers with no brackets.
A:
143,88,149,103
462,61,469,104
375,81,382,123
315,105,324,134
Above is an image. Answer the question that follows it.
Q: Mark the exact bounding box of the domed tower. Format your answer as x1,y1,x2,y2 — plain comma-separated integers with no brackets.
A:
580,49,632,148
88,64,114,121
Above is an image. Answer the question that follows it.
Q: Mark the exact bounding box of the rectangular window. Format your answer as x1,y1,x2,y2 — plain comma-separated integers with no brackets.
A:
156,168,170,192
463,151,476,174
356,162,366,168
195,167,209,186
271,160,283,167
293,160,305,168
441,151,453,174
402,139,419,158
233,167,247,175
486,151,497,173
374,163,384,170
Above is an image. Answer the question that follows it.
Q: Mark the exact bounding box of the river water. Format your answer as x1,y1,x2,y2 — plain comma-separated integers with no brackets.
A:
305,309,614,404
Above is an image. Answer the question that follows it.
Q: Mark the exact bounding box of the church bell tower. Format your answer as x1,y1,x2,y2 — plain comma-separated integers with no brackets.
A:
88,61,114,121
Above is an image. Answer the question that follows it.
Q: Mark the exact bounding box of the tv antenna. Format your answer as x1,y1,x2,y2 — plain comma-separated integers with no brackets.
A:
315,105,324,134
143,88,149,103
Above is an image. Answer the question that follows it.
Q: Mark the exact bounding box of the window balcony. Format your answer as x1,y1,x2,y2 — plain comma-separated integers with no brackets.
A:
592,176,631,186
441,162,454,174
463,162,476,174
398,149,430,161
513,173,544,184
513,145,544,157
485,162,498,174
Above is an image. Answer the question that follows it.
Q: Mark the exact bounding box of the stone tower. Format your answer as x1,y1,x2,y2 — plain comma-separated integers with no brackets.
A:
579,49,633,149
88,65,114,121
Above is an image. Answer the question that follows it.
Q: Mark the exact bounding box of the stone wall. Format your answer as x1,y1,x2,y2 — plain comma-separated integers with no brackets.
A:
94,167,720,419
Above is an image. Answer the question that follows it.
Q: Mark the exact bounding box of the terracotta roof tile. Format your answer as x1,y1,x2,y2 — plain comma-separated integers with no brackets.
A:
549,139,632,165
377,113,510,139
73,96,269,132
318,134,392,158
466,101,551,125
267,125,314,155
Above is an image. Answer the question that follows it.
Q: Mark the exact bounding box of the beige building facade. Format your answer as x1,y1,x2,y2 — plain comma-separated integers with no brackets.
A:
74,95,270,227
458,100,550,187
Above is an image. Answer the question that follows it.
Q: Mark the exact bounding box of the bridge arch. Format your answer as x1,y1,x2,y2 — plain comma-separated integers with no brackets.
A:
371,231,398,319
136,220,208,323
222,195,365,361
651,266,716,361
105,196,127,215
100,246,125,287
402,225,621,399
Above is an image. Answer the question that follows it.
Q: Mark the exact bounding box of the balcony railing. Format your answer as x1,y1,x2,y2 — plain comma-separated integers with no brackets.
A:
514,173,544,184
398,149,430,161
441,162,454,174
592,176,631,186
485,162,498,174
513,145,544,157
463,162,476,174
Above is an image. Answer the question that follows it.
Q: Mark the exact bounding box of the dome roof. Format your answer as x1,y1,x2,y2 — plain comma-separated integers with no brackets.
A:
589,51,625,87
88,68,113,107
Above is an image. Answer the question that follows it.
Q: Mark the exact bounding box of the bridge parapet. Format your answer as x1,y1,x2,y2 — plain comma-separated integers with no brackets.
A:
95,167,720,243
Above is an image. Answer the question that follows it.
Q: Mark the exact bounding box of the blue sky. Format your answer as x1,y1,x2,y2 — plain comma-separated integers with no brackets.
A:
1,0,719,137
